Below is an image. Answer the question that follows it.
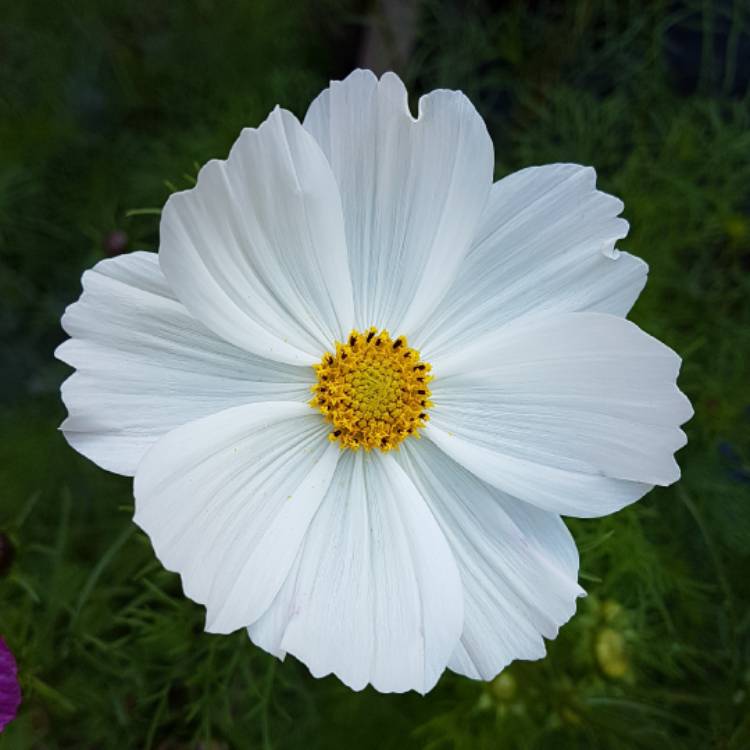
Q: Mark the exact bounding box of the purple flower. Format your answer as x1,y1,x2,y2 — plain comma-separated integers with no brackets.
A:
0,637,21,732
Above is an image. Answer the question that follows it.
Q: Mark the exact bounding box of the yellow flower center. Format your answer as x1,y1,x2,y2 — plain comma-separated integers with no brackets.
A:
310,327,433,451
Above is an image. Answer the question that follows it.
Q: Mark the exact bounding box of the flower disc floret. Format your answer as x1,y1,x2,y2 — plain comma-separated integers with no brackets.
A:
311,328,433,451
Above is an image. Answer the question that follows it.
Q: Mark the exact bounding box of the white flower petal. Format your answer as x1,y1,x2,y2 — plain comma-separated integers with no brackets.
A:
398,438,583,681
159,107,355,366
428,313,693,517
303,69,494,334
414,164,647,360
56,252,312,476
133,402,339,635
247,450,463,694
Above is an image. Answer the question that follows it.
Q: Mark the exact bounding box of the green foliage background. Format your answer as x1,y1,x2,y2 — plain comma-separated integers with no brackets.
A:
1,1,749,747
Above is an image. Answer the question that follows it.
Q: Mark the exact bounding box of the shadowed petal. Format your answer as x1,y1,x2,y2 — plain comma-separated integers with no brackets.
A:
56,252,313,476
428,313,693,517
398,438,583,680
248,450,463,694
304,69,494,335
134,402,340,635
160,108,355,365
415,164,647,361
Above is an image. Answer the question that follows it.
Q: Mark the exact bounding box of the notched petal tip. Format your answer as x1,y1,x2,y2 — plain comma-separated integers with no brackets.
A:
53,338,72,365
335,67,379,87
378,70,412,115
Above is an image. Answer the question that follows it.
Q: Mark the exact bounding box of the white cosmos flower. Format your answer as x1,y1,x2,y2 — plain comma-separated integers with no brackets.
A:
56,69,692,694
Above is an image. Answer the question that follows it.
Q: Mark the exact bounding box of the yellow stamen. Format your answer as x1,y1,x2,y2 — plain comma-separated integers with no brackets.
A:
310,327,433,451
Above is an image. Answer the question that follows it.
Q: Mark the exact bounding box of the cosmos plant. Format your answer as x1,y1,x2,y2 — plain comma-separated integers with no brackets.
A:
0,637,21,732
57,70,691,694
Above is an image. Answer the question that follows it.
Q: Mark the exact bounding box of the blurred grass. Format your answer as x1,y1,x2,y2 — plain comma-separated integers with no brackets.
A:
1,0,749,748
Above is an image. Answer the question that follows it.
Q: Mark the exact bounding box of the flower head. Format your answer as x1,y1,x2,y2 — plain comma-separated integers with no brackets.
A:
0,637,21,732
57,70,692,694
